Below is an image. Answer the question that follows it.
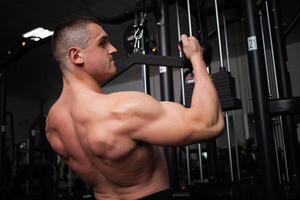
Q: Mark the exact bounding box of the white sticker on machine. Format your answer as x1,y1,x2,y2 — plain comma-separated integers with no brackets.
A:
248,36,257,51
159,66,167,73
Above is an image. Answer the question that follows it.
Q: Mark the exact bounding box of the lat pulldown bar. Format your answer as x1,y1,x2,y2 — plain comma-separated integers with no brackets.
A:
102,54,190,87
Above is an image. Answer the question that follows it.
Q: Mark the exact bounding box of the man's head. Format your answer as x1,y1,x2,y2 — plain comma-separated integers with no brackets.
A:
51,16,117,80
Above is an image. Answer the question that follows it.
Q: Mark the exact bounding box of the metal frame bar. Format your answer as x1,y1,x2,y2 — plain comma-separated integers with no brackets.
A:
241,0,280,199
267,0,300,192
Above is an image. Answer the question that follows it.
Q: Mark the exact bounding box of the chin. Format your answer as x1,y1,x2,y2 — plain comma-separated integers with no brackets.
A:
110,65,117,76
101,70,116,81
112,67,117,74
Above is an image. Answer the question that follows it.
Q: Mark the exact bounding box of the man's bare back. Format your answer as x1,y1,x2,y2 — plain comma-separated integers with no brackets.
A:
46,16,223,200
46,87,170,199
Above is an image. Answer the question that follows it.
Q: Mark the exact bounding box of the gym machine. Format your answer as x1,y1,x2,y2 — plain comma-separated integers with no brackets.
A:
1,0,300,199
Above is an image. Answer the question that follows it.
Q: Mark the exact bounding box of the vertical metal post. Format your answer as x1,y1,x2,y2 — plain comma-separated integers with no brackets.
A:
138,12,151,95
176,0,191,185
273,121,283,184
214,0,234,182
259,10,282,184
134,11,150,95
241,0,280,199
222,12,230,72
157,0,179,191
267,0,300,192
265,2,290,183
222,11,241,181
225,112,234,181
141,38,150,94
259,11,272,95
186,0,192,35
214,0,224,68
231,112,241,181
141,64,150,94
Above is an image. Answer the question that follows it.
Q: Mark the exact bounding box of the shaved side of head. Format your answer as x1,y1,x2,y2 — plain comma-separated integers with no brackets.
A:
51,16,101,68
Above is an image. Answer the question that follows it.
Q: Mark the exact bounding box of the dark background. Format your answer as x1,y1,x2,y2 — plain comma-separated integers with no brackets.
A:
0,0,299,102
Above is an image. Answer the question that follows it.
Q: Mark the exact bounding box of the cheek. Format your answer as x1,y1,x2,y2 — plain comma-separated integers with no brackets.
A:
84,51,110,72
87,55,104,67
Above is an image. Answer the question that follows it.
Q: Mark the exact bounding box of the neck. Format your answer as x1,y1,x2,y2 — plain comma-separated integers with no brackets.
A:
62,64,103,93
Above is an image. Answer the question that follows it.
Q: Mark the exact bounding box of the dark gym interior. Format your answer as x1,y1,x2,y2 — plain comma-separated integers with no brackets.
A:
0,0,300,199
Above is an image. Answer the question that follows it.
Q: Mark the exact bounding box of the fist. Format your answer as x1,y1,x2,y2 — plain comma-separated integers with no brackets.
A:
178,34,204,61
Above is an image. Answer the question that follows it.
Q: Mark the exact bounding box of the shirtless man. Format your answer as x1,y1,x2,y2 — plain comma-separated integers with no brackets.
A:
45,16,224,200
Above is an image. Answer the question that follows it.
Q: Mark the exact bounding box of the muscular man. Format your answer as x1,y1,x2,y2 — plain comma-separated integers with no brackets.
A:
46,16,224,200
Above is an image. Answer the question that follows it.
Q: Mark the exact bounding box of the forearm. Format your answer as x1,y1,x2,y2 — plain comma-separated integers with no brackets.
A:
190,54,210,84
189,55,223,135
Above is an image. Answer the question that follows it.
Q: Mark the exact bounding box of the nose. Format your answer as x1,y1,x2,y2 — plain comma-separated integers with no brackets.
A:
108,43,117,54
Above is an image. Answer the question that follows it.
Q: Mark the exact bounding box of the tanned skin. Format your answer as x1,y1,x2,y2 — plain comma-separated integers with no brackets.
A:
46,19,224,200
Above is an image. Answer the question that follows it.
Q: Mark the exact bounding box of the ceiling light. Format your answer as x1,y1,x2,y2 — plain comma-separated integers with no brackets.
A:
22,27,53,41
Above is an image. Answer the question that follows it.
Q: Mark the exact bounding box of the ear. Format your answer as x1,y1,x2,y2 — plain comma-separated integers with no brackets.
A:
68,47,84,65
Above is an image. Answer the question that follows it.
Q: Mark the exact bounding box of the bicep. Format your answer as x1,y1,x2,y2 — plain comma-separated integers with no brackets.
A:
108,92,209,146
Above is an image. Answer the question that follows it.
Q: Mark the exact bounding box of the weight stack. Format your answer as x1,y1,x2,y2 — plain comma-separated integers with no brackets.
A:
184,70,241,111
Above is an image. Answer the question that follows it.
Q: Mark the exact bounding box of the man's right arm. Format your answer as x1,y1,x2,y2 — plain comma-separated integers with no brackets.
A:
100,35,224,146
180,34,224,142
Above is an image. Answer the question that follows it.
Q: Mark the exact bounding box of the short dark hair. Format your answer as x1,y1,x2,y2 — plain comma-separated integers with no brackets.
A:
51,16,101,66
